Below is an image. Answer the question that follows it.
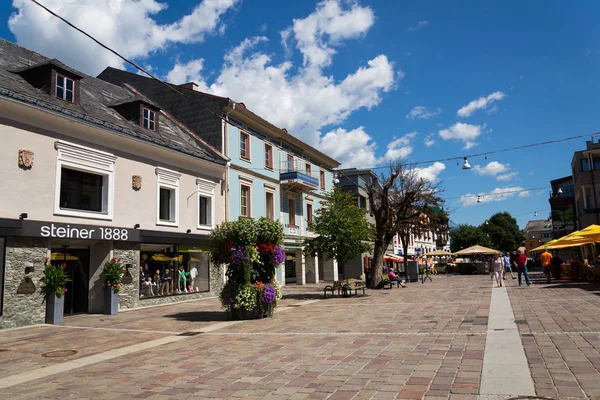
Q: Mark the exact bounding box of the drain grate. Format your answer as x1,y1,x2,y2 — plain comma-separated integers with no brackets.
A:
514,320,527,324
42,349,78,358
177,332,203,337
521,333,534,337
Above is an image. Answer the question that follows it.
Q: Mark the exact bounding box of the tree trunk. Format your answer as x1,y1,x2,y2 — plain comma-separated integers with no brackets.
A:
338,260,346,281
403,243,410,281
370,237,386,288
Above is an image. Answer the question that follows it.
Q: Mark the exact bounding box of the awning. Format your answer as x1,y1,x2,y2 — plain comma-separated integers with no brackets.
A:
454,245,501,256
384,254,404,262
425,249,451,257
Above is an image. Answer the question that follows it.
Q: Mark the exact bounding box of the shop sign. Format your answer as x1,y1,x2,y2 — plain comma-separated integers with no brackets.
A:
17,276,36,294
21,221,139,242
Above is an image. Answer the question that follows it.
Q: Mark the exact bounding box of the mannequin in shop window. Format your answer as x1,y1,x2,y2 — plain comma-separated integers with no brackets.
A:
153,270,161,294
177,266,190,293
160,268,171,295
189,264,198,292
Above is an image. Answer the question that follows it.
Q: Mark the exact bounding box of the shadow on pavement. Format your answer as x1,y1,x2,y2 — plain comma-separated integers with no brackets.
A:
281,293,323,301
164,311,228,322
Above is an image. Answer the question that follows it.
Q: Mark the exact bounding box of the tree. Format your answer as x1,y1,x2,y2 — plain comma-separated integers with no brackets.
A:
480,212,525,252
449,224,492,252
303,187,375,275
367,162,442,288
397,206,449,279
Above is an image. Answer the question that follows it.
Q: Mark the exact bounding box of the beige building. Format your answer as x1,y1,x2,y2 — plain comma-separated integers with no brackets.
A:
571,140,600,229
0,39,228,328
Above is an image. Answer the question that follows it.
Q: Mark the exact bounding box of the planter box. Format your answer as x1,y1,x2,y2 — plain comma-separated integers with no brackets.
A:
46,293,64,324
104,287,119,315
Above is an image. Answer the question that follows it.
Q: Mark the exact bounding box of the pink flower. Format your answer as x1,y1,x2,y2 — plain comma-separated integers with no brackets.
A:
64,288,68,293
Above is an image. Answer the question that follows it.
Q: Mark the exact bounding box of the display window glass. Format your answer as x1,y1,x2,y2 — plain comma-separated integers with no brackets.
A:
139,244,210,298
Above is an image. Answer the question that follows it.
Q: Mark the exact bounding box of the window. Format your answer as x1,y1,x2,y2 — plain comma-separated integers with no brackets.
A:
54,141,116,220
593,155,600,170
139,244,210,299
156,167,181,226
143,108,156,131
60,168,104,212
266,191,274,220
288,198,296,226
306,163,312,176
241,184,251,218
56,74,75,103
307,203,313,224
265,144,273,169
320,170,326,190
581,158,590,172
197,178,216,230
358,195,367,209
240,132,250,160
287,154,294,172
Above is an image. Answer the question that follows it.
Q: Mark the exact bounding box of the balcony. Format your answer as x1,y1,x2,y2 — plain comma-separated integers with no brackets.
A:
279,160,319,191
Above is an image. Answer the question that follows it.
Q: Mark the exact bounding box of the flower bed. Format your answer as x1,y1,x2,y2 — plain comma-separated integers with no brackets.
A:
211,218,284,319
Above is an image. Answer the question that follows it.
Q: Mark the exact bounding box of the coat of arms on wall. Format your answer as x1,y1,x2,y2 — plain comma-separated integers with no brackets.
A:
18,149,34,170
132,175,142,191
17,276,36,294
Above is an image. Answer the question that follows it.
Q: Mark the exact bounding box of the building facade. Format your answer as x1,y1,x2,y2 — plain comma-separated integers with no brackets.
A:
572,140,600,229
97,68,341,286
334,168,376,279
523,219,554,252
549,175,576,238
0,40,229,328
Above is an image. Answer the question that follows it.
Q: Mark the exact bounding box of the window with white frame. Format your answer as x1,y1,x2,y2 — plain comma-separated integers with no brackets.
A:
240,132,250,160
265,185,275,220
156,167,181,226
143,108,156,131
56,74,75,103
288,197,296,227
54,141,116,220
240,184,251,218
197,178,216,229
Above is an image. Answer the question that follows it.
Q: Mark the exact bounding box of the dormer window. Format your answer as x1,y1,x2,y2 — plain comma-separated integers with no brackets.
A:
56,74,75,103
143,108,156,131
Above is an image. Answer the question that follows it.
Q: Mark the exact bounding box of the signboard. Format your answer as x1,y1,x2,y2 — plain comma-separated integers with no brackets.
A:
21,221,139,242
397,249,403,255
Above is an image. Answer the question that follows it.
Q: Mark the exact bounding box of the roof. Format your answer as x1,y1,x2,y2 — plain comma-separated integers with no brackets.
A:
0,39,227,166
523,219,553,232
98,67,340,168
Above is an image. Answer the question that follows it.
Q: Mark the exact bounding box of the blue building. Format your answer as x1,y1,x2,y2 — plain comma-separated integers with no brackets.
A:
97,70,341,285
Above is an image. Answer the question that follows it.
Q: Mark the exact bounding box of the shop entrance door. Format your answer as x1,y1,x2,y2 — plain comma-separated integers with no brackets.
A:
285,252,296,283
50,247,90,315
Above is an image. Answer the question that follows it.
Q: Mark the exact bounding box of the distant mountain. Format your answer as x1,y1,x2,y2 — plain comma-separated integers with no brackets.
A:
449,220,460,231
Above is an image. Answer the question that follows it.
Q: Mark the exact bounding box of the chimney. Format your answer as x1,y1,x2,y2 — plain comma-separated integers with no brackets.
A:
179,82,198,91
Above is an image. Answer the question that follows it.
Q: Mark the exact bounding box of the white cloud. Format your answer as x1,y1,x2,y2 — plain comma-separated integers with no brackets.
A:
486,105,498,115
316,129,417,168
288,0,375,68
406,106,441,120
407,20,428,31
457,91,506,117
496,172,518,181
424,135,435,147
9,0,240,75
413,162,445,183
459,186,526,207
383,132,417,161
473,161,508,176
438,122,482,149
165,58,209,90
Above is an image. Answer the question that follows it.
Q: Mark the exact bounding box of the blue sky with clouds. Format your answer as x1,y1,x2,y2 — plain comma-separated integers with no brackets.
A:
2,0,600,228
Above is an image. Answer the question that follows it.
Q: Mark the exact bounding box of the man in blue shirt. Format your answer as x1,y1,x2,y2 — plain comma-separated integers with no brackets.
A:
503,252,515,280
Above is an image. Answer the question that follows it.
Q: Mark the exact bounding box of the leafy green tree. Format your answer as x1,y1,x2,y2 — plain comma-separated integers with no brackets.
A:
304,187,375,275
450,224,492,252
480,212,525,252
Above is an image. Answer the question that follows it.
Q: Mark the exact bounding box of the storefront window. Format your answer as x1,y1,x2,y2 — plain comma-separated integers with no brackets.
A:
139,244,210,298
0,238,4,315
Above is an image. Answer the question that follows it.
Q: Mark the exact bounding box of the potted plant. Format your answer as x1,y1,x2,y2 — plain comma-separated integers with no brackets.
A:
101,258,125,315
40,258,71,324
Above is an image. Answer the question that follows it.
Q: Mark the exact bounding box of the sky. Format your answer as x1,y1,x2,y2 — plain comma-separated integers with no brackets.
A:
2,0,600,229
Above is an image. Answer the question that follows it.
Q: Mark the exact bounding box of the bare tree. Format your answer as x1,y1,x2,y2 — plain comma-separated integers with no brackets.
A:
366,161,443,288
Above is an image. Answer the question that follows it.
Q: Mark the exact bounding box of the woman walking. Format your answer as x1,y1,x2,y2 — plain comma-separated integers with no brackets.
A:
493,253,504,288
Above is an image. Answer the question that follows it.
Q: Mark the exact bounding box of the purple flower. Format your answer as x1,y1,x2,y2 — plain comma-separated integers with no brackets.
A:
270,245,285,265
262,284,277,304
230,245,248,266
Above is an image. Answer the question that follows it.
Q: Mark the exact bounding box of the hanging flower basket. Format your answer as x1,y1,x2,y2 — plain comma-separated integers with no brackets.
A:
211,218,284,320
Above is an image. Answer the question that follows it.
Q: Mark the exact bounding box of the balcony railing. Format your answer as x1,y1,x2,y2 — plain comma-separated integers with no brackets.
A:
279,160,319,191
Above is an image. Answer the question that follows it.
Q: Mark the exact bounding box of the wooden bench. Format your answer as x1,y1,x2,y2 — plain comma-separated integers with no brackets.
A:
323,279,366,298
382,274,401,289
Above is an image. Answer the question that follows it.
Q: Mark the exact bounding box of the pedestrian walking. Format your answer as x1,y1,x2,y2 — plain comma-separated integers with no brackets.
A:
540,248,552,283
422,263,433,283
515,247,531,286
503,251,515,280
493,253,503,287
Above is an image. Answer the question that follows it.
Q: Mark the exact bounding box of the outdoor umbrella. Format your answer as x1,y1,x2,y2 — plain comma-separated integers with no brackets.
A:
453,245,501,256
425,249,452,257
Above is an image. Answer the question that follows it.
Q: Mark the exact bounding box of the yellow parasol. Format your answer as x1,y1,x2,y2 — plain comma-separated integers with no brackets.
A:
152,253,172,262
171,255,201,262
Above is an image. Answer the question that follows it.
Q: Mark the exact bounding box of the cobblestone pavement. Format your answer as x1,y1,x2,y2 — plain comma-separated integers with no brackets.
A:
510,271,600,399
0,273,591,399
